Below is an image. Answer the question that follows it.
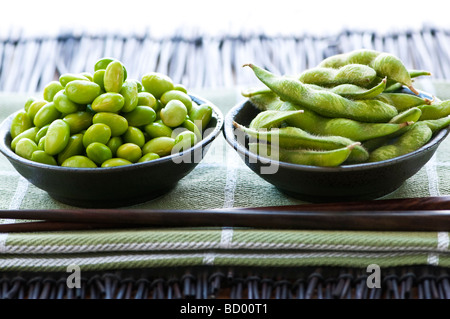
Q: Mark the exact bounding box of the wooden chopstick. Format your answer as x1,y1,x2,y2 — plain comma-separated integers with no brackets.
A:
0,207,450,233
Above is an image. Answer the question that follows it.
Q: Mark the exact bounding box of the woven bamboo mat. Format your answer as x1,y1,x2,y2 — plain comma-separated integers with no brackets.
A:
1,266,449,299
1,26,450,92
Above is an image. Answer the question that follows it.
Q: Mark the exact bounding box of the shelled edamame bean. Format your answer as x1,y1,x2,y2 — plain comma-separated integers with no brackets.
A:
9,57,214,168
239,49,450,167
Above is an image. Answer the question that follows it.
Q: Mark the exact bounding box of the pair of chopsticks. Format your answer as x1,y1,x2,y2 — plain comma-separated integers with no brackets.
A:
0,196,449,233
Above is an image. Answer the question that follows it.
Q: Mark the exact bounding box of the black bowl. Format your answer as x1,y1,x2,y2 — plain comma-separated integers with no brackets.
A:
223,98,450,203
0,94,223,208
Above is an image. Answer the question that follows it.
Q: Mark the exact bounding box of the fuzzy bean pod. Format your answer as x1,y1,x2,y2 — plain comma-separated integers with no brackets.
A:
298,64,377,87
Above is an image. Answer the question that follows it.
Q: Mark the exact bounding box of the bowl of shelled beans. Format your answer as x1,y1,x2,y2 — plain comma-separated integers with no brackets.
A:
0,58,223,208
224,49,450,202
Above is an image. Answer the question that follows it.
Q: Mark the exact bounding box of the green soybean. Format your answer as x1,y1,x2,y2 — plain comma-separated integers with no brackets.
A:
160,90,193,111
123,105,156,127
101,158,133,167
91,92,125,113
116,143,142,163
62,155,97,168
141,72,174,99
188,103,213,130
35,124,50,144
173,131,197,152
93,112,128,137
142,137,175,157
44,119,70,156
244,63,398,122
144,120,173,139
86,142,113,165
10,111,32,139
15,138,38,160
123,126,145,148
65,80,101,104
59,73,90,87
160,100,187,127
23,97,36,112
57,133,84,165
120,80,139,112
27,100,47,122
106,136,123,156
30,150,57,166
138,152,160,163
11,127,39,151
82,123,111,148
43,81,64,101
137,92,157,109
63,111,93,134
53,90,81,114
104,60,124,93
93,69,106,91
94,57,127,81
33,102,61,128
182,119,202,142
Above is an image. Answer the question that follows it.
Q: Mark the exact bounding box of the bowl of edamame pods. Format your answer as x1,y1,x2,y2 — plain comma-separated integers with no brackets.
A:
224,49,450,202
0,58,223,208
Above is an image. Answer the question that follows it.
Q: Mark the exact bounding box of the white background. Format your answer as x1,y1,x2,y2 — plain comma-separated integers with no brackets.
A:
0,0,449,37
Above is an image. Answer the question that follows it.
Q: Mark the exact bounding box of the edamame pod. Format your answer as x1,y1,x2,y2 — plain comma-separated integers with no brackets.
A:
234,122,369,163
375,93,430,112
243,63,398,122
328,77,387,100
418,100,450,120
318,49,418,94
298,64,377,88
249,110,304,129
368,122,433,162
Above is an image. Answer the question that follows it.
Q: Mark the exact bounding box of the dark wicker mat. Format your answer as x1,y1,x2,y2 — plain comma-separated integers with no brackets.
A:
1,266,449,299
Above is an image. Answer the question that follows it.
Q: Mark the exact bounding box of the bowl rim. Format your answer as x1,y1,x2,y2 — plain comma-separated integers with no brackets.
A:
0,93,224,172
223,97,450,173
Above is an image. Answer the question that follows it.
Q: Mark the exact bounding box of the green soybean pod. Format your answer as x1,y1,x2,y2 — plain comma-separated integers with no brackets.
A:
104,60,124,93
375,93,429,112
249,110,304,130
123,105,156,127
116,143,142,163
144,120,173,139
106,136,123,156
368,122,433,162
62,155,97,168
57,133,84,165
15,138,38,160
65,80,101,104
160,90,193,111
244,64,398,123
59,73,90,87
33,102,61,128
44,119,70,156
11,127,39,151
30,150,57,166
10,111,32,139
91,92,125,113
141,72,174,99
93,112,128,137
420,115,450,132
120,80,139,112
123,126,146,148
94,57,128,81
27,100,47,122
43,81,64,102
418,100,450,120
63,111,93,134
142,137,175,157
93,69,106,92
138,152,160,163
53,90,81,114
137,92,157,109
389,107,422,124
101,158,132,167
86,142,113,165
82,123,111,148
35,124,50,144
